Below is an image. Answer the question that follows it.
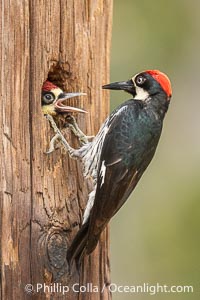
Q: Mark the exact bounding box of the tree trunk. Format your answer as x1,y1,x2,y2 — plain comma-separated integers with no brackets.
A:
0,1,113,299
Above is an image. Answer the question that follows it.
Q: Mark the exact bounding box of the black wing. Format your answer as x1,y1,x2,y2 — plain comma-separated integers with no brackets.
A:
67,100,162,264
86,102,152,254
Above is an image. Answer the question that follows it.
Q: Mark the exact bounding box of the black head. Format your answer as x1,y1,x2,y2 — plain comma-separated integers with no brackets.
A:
102,70,172,102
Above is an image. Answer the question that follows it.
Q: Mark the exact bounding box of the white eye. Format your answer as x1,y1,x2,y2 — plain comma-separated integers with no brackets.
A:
136,75,146,86
42,92,55,104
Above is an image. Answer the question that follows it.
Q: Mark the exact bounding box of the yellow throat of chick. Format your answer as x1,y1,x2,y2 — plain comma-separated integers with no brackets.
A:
42,104,57,116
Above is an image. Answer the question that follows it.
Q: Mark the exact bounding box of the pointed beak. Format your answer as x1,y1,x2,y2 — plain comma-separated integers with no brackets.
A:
102,79,135,95
55,92,87,114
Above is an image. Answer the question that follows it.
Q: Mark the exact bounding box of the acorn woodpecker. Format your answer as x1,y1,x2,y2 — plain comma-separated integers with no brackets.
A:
65,70,172,267
41,80,88,152
42,80,87,115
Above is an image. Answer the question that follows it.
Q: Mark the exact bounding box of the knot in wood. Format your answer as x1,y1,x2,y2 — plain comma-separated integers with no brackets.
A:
47,232,68,269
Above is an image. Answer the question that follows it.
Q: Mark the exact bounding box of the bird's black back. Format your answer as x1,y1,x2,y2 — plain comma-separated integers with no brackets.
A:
86,98,164,253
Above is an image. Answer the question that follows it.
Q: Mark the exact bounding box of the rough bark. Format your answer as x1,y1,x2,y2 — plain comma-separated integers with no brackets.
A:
0,0,113,299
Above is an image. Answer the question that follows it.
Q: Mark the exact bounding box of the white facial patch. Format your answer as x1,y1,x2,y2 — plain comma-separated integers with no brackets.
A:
134,86,149,100
52,88,63,100
131,74,149,100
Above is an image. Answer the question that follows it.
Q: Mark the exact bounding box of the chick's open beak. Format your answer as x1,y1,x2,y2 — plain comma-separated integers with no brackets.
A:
55,92,87,114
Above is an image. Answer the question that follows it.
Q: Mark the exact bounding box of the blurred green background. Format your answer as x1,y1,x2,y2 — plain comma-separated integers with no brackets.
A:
109,0,200,299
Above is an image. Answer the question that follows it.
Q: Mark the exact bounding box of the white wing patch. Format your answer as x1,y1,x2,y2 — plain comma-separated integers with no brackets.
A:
115,105,128,115
100,160,106,187
82,189,95,224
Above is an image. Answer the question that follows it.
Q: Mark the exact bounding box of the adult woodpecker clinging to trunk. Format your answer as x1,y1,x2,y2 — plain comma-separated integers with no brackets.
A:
49,70,172,269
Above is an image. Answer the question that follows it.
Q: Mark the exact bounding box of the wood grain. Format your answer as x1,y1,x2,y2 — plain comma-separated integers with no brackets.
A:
0,0,113,299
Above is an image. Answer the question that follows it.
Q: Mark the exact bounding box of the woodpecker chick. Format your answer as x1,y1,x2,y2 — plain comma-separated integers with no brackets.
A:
42,80,87,115
41,80,88,152
66,69,172,269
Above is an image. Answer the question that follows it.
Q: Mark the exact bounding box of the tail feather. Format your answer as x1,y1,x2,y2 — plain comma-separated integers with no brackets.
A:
67,222,89,270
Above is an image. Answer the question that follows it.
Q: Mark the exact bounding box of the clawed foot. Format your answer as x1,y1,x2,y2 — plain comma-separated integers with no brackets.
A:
45,114,93,156
45,133,60,154
45,114,75,157
65,115,94,145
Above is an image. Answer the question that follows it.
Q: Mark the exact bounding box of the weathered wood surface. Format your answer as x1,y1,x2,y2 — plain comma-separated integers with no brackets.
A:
0,0,113,299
